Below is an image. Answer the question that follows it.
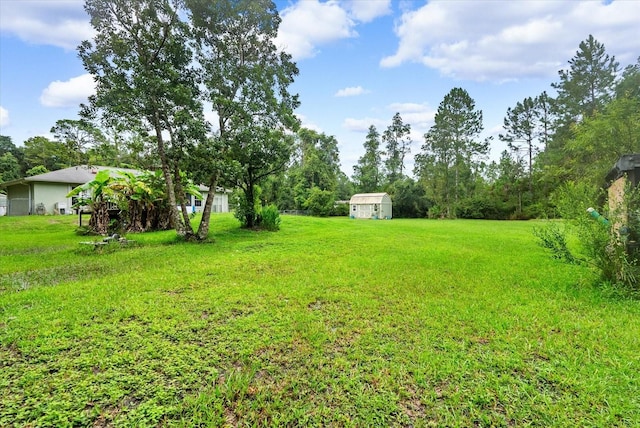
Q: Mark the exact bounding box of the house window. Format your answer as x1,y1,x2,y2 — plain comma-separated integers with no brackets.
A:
374,204,378,211
195,198,202,207
352,205,356,211
184,194,192,205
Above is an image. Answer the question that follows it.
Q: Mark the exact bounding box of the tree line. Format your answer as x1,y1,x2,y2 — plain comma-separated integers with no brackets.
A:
2,28,639,226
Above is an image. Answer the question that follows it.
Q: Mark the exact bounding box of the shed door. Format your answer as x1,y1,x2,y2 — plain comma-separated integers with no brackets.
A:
359,204,372,218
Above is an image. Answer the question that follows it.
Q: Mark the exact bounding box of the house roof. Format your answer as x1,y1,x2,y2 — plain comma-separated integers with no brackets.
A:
349,193,391,204
0,165,139,188
0,164,232,194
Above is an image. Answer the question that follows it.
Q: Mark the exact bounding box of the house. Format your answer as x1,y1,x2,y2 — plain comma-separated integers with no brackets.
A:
349,193,392,219
185,185,230,213
0,193,6,216
0,165,230,216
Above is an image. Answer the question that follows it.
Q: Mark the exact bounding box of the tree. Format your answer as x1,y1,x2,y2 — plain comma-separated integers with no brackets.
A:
50,119,107,165
353,125,383,193
564,95,640,185
386,177,430,218
552,34,619,124
0,136,25,175
80,0,204,238
0,153,21,185
616,56,640,100
485,150,527,217
414,88,487,218
23,136,73,171
297,129,340,191
67,169,113,234
499,94,552,194
382,113,411,185
187,0,299,229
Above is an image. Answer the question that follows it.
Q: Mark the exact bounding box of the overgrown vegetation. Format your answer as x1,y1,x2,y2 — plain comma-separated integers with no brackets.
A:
534,181,640,292
1,215,639,426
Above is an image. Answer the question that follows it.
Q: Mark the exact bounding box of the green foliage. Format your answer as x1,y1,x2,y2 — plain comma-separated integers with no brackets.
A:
552,34,619,123
23,136,74,171
353,125,383,193
386,177,430,218
260,204,281,231
25,165,48,177
382,112,412,184
533,222,577,264
303,187,335,217
232,187,261,228
330,201,349,217
0,153,21,184
414,87,488,219
548,181,640,291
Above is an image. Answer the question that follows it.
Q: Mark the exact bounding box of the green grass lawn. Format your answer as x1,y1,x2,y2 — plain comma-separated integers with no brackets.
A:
1,214,639,427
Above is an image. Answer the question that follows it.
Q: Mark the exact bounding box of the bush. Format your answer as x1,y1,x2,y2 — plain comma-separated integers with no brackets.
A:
330,202,349,217
303,187,335,217
261,204,281,231
541,181,640,291
532,222,577,264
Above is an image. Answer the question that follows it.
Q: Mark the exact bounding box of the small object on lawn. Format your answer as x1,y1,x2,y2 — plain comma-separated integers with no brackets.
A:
80,236,135,250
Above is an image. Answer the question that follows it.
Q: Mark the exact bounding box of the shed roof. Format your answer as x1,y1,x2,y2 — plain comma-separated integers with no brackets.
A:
349,193,390,204
605,154,640,187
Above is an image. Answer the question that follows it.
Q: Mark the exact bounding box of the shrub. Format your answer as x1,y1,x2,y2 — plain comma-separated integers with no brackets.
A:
303,187,335,217
539,181,640,291
261,204,281,231
532,222,577,264
330,202,349,217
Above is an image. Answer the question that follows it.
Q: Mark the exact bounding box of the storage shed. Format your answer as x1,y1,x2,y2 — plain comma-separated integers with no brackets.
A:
349,193,392,219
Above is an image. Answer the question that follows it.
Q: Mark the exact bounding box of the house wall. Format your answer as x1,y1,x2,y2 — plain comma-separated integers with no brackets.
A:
33,183,75,215
7,183,30,215
184,192,229,213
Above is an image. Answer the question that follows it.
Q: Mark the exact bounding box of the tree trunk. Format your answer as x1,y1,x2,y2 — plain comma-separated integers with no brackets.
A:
173,168,195,237
197,172,219,240
153,110,185,236
245,181,255,228
127,200,144,233
90,200,110,235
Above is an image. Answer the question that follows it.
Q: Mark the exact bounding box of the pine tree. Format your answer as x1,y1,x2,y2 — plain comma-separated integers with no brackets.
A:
382,113,411,185
414,88,486,218
353,125,383,193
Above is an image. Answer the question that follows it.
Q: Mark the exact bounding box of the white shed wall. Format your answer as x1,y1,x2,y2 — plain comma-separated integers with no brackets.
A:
349,193,392,219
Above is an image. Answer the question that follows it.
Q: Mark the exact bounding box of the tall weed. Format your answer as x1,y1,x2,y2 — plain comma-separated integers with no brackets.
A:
545,181,640,291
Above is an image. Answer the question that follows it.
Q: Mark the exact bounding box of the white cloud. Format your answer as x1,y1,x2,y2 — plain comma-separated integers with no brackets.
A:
0,106,9,128
0,1,93,50
343,117,387,132
40,74,96,108
297,113,323,132
344,0,391,23
276,0,356,60
387,102,436,135
334,86,370,97
381,0,640,81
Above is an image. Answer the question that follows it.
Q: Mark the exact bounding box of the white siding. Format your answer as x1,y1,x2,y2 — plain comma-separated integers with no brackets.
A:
349,193,392,219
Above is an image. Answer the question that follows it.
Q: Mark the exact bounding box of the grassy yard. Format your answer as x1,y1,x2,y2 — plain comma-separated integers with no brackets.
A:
1,214,639,427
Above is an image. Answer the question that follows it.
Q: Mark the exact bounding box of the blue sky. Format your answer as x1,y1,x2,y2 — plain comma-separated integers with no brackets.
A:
1,0,639,176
